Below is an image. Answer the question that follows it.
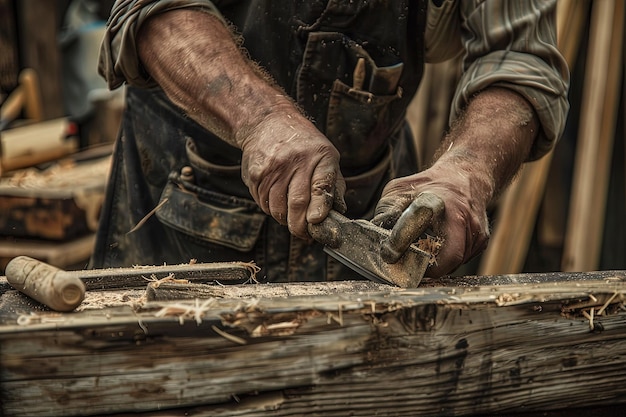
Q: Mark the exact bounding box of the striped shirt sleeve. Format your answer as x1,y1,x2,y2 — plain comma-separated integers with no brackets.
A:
451,0,570,160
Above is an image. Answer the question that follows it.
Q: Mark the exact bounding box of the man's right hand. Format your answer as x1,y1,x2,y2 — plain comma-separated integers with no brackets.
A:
239,110,346,240
137,10,345,240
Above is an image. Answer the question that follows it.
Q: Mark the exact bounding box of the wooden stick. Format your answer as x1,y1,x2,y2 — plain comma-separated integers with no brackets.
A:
0,118,78,175
478,0,588,275
19,68,43,122
0,68,42,130
562,0,624,271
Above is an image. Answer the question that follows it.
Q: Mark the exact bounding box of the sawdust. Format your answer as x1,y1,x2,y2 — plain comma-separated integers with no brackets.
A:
207,280,394,299
416,234,444,266
74,289,146,312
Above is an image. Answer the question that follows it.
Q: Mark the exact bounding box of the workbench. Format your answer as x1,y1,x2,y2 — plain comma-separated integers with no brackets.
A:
1,265,626,416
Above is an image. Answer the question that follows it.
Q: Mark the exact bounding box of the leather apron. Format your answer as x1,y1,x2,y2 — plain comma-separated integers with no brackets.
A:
91,0,427,282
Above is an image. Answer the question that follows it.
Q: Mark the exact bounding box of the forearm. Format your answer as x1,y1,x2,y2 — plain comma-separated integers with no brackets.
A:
453,0,568,161
430,87,539,204
136,9,296,148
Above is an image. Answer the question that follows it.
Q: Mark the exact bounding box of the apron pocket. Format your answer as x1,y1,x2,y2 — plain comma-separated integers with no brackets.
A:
156,173,265,252
296,31,404,173
185,137,250,199
326,78,401,172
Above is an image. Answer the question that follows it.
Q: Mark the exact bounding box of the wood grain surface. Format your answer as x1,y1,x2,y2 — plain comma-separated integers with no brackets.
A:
1,270,626,416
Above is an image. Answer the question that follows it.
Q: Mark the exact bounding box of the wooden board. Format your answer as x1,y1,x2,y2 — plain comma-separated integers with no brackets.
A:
0,234,95,275
0,118,77,173
1,269,626,416
0,154,109,240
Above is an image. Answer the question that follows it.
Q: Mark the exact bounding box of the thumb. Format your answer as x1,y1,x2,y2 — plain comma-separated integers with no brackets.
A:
380,192,445,263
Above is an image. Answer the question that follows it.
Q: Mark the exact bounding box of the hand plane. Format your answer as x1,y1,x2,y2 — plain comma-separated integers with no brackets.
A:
309,211,431,288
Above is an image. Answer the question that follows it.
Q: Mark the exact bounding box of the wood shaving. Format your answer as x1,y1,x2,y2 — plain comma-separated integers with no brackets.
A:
144,273,191,288
242,262,261,281
211,324,247,345
561,290,625,331
495,293,519,306
417,234,444,266
153,298,216,325
126,198,168,235
251,320,301,337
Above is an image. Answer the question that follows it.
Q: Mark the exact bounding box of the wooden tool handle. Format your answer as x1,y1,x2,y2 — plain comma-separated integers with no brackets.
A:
19,68,43,122
5,256,86,312
0,68,42,130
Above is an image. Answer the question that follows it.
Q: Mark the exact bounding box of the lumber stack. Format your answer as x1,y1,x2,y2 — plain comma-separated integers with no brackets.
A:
0,150,110,271
1,269,626,416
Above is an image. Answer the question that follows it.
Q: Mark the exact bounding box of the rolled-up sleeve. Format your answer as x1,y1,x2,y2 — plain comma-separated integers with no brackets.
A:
98,0,224,90
452,0,569,160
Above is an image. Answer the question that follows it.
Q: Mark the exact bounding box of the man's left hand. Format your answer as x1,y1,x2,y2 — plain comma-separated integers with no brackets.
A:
371,163,491,278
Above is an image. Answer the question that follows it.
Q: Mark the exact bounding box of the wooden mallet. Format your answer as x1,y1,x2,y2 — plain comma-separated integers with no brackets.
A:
5,256,86,312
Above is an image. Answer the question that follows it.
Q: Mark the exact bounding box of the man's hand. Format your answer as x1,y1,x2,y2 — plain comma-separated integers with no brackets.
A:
137,10,345,238
373,87,539,277
239,110,346,239
372,165,490,278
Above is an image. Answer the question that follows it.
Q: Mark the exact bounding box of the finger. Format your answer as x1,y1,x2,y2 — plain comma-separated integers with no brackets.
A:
267,177,289,225
381,192,445,264
306,165,339,225
424,203,486,278
425,249,463,278
286,171,311,239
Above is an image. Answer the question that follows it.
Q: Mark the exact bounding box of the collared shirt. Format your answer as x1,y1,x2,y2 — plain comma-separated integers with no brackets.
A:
99,0,569,160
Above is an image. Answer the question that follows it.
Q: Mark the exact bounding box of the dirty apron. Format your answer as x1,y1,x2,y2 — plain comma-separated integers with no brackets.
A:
91,0,427,282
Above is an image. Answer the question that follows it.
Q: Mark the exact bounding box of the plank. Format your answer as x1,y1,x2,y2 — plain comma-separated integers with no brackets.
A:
0,234,95,273
0,153,109,240
1,271,626,416
0,118,77,174
0,260,259,296
562,0,625,271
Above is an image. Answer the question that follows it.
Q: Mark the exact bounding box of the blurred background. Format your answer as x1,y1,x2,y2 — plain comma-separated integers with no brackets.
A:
0,0,624,277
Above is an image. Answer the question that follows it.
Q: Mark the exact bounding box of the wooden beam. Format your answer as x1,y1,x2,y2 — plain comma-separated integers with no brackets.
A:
1,271,626,416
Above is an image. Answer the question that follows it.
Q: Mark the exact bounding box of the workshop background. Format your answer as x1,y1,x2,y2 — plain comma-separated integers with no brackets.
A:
0,0,624,277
